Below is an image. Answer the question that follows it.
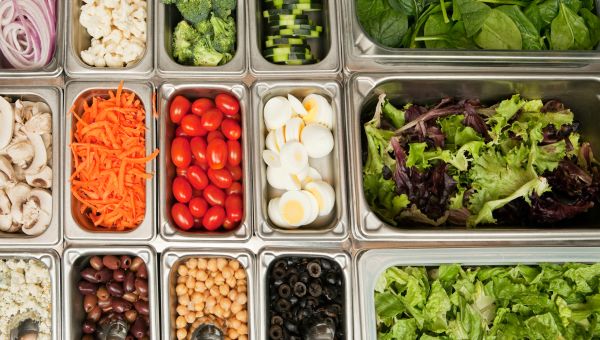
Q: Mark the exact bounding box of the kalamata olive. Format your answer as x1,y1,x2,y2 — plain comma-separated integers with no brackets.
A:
130,317,147,339
307,261,322,278
96,286,110,301
82,319,96,334
82,335,94,340
134,300,149,315
113,268,126,282
111,297,132,313
89,256,104,271
269,325,283,339
87,306,102,322
125,336,134,340
94,268,112,283
80,268,99,283
122,292,139,303
78,281,98,295
83,294,98,312
120,255,132,270
98,298,112,311
135,264,148,279
130,257,144,272
107,281,124,297
134,278,148,296
102,255,121,270
124,309,138,323
124,272,136,293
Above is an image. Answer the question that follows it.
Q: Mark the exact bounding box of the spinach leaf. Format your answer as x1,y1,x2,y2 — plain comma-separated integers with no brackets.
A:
475,9,523,49
581,8,600,47
550,2,591,49
562,0,582,12
581,0,594,10
357,0,410,47
525,0,559,31
417,20,478,48
497,5,545,49
423,13,453,47
455,0,493,36
389,0,431,17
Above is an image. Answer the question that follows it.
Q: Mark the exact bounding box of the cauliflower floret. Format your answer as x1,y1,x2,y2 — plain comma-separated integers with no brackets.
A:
79,3,111,39
103,0,120,8
104,29,123,45
105,53,124,67
121,39,145,64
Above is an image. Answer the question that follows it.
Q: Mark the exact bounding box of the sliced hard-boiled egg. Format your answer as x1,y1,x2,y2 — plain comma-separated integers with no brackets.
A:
263,150,281,168
265,131,279,153
278,191,317,227
267,166,301,191
275,126,286,151
299,167,322,186
280,141,308,175
285,117,305,143
268,198,294,229
304,180,335,216
302,190,319,225
302,94,333,129
264,96,293,131
288,94,308,116
301,123,334,159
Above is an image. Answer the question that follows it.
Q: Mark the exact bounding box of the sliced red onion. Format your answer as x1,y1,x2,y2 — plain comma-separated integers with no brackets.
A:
0,0,56,69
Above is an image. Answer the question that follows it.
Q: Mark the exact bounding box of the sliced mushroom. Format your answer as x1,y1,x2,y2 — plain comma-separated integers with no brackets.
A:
0,190,12,231
0,96,14,149
6,183,31,225
25,166,52,188
6,140,34,168
23,112,51,134
0,172,9,189
21,188,51,236
12,164,25,182
24,133,47,175
0,155,15,181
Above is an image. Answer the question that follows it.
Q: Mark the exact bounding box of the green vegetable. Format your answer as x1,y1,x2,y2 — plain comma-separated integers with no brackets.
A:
357,0,408,47
550,2,591,49
475,9,523,49
376,263,600,338
210,15,236,53
497,5,545,49
176,0,212,24
212,0,236,18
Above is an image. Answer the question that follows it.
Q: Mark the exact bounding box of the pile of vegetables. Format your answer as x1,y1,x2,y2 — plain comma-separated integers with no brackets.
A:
363,94,600,227
356,0,600,50
0,0,57,69
376,263,600,338
162,0,237,66
70,82,158,231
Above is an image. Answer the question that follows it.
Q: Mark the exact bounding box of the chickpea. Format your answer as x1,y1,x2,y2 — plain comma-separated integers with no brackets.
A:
234,268,246,280
205,277,214,289
215,273,225,286
223,309,231,319
220,284,230,296
235,310,247,323
176,283,187,296
220,298,231,310
229,260,240,271
210,285,220,297
198,258,208,270
226,276,237,288
186,258,198,269
205,296,216,310
194,281,206,293
176,305,187,316
177,276,186,284
236,292,247,305
176,328,187,340
222,267,233,279
238,336,248,340
217,258,228,271
185,276,196,289
238,324,248,335
185,311,196,324
196,270,208,281
176,315,186,329
229,318,241,330
194,301,204,312
188,268,198,278
228,289,238,302
195,311,204,318
227,328,239,339
207,258,217,272
177,265,188,276
230,302,242,315
178,294,190,306
191,292,203,304
214,305,224,318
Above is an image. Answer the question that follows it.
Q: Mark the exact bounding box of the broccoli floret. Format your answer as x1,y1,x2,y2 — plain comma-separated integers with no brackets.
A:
175,0,212,24
210,15,236,53
193,37,225,66
212,0,236,18
161,0,177,4
172,20,199,64
195,19,214,39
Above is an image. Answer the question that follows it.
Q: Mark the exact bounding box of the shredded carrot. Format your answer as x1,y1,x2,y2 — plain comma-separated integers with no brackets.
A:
70,81,159,230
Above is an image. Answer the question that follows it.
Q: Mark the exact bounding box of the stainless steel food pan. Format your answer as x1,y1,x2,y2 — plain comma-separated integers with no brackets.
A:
355,247,600,340
258,248,353,340
62,246,159,340
66,0,154,78
0,87,61,246
0,250,60,340
158,82,252,242
63,81,157,243
348,73,600,243
248,0,341,76
0,1,64,78
342,0,600,72
252,80,349,241
161,248,257,340
156,0,247,77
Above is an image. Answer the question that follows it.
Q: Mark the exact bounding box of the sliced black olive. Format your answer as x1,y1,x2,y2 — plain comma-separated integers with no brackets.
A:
286,267,299,276
272,267,286,281
282,310,293,320
324,285,338,300
269,325,284,339
299,272,309,284
309,281,322,297
278,283,291,298
306,297,318,308
289,295,299,305
274,259,287,269
326,304,342,317
307,261,322,278
325,272,338,285
293,282,307,297
276,298,292,312
320,258,332,271
271,315,284,326
288,273,299,286
284,320,298,333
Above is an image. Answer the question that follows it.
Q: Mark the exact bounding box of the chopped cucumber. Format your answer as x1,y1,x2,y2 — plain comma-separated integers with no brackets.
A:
265,37,307,47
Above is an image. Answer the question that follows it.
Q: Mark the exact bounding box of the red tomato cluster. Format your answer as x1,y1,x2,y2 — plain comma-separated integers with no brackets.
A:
169,93,243,232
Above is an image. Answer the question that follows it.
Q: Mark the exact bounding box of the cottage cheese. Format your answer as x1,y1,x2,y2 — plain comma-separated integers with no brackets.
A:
0,258,51,339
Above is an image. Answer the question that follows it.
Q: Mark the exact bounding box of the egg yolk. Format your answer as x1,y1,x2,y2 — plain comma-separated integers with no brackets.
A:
308,188,325,210
282,200,305,225
303,100,319,123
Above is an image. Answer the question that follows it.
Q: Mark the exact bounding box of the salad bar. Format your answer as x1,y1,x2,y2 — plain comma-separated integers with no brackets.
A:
2,0,600,339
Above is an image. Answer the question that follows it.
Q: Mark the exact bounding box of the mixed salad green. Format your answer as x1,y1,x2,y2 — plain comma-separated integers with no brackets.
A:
363,95,600,227
376,263,600,339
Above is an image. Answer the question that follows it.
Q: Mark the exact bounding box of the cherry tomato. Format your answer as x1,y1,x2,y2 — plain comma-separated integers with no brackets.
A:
200,108,223,132
190,137,207,167
207,168,233,189
171,203,194,230
170,95,191,124
176,167,187,177
215,93,240,117
207,139,228,170
191,98,215,116
221,119,242,140
226,181,243,196
203,184,226,206
188,197,208,218
175,127,188,137
225,194,243,222
228,165,242,181
181,115,207,136
227,140,242,167
186,165,209,190
171,137,192,168
172,176,193,203
207,130,225,142
202,206,226,231
223,217,239,230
